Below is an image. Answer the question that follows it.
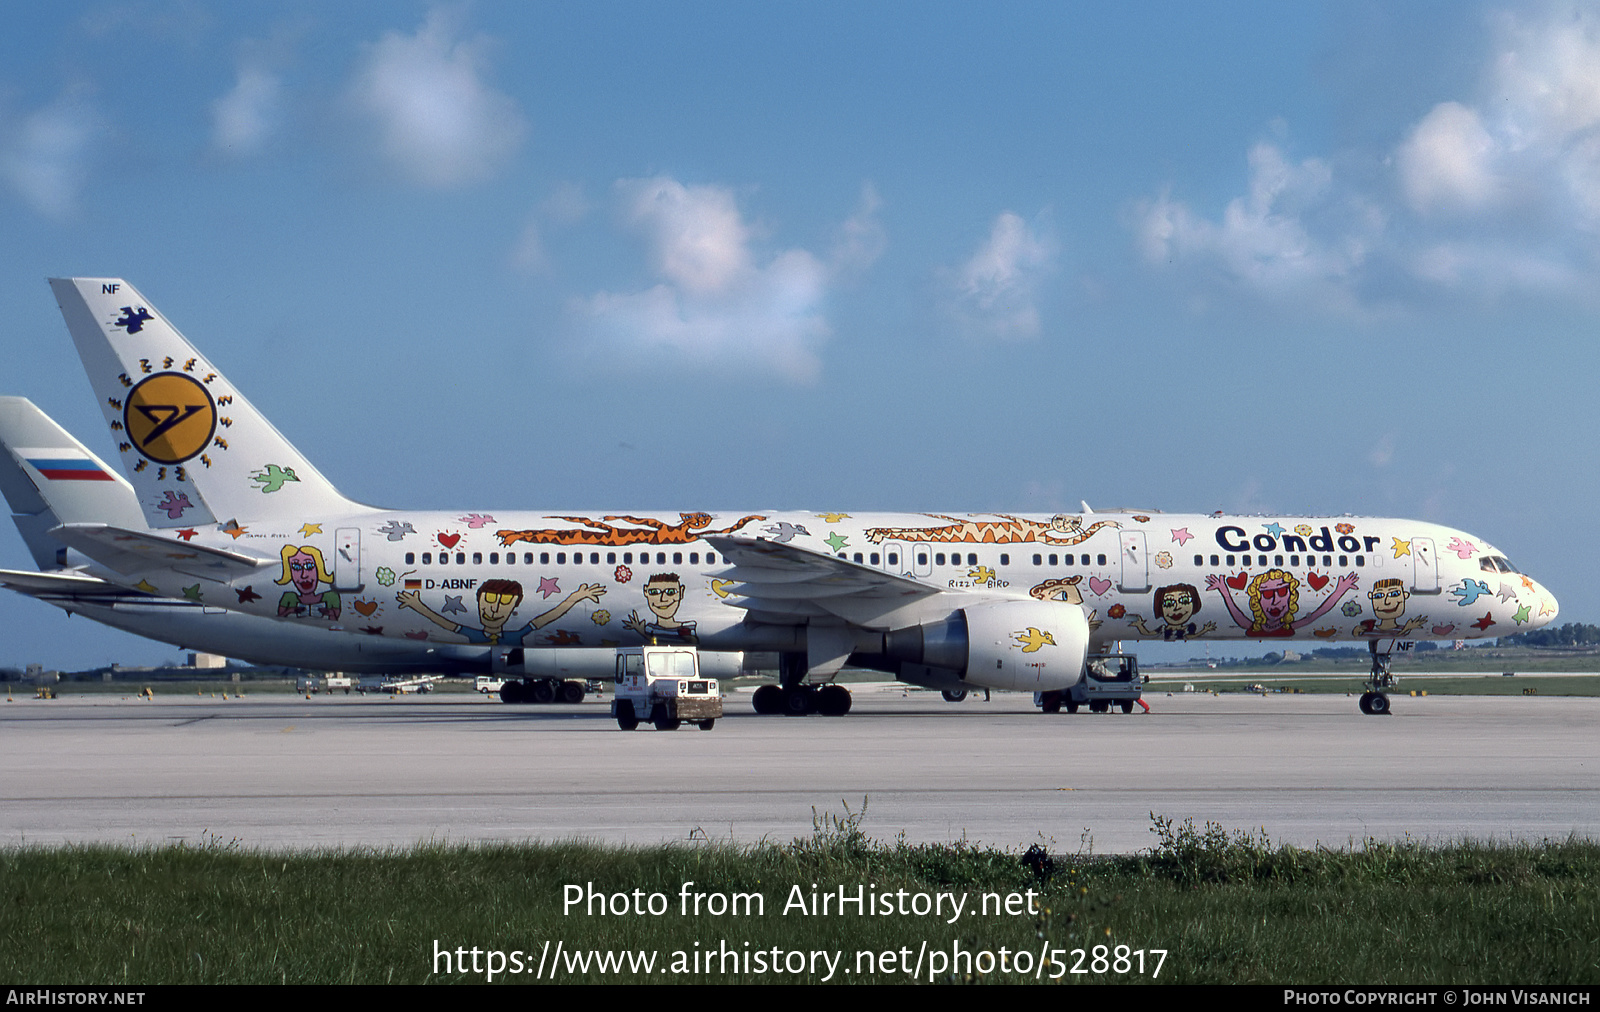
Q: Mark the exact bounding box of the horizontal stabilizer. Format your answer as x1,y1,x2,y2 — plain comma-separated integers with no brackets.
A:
0,567,135,597
48,522,273,583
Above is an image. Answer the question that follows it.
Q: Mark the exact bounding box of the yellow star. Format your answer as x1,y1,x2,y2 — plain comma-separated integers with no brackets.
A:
299,523,323,537
816,512,851,523
1392,537,1412,558
134,580,159,594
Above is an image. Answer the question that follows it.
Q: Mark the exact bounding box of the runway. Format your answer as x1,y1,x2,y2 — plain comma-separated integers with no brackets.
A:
3,686,1595,853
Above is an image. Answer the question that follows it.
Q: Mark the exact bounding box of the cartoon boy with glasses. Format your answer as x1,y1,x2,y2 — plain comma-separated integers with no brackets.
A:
623,573,697,643
1354,578,1427,637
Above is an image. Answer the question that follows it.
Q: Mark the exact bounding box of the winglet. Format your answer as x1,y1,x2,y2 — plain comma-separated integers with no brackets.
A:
48,278,373,527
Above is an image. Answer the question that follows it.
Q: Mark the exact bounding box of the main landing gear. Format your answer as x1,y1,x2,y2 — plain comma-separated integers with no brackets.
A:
750,653,852,717
1359,641,1395,716
499,678,587,705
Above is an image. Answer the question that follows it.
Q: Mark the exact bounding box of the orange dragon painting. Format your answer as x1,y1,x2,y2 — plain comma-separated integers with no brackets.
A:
495,512,767,547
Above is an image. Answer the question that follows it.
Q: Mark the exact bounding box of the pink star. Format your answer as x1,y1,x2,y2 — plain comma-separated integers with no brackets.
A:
1171,528,1193,547
538,576,560,599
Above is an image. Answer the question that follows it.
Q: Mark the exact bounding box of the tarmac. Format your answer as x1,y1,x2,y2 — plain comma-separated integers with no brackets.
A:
2,684,1596,853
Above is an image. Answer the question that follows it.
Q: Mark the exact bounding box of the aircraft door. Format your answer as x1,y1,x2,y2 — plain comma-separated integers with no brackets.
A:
884,539,911,577
333,527,362,591
1410,537,1439,593
1119,530,1150,592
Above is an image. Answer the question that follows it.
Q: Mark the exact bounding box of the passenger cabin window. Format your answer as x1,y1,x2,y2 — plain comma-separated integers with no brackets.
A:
608,552,617,564
405,553,415,565
1000,554,1009,566
1048,554,1058,566
540,552,550,564
489,552,498,564
456,553,465,564
707,553,717,565
523,553,534,564
1096,554,1106,566
936,553,946,566
473,552,482,565
422,552,432,564
1032,554,1042,566
1080,554,1090,566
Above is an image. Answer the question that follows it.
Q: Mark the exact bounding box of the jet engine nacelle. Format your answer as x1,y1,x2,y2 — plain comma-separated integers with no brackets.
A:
886,601,1090,692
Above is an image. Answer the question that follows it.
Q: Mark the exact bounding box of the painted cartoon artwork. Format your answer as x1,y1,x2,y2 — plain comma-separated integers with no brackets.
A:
395,580,605,646
1205,569,1359,638
1126,583,1216,641
1027,576,1102,632
1353,578,1428,637
495,512,766,547
865,514,1120,546
623,572,697,643
275,545,341,620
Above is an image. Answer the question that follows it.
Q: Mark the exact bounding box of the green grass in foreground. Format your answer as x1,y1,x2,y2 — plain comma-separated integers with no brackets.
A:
2,808,1596,985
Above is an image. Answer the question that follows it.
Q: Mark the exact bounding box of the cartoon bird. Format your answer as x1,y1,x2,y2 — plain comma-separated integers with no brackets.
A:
250,464,300,493
1451,579,1492,608
1012,627,1056,653
156,491,193,519
763,522,810,543
969,565,996,584
378,521,416,541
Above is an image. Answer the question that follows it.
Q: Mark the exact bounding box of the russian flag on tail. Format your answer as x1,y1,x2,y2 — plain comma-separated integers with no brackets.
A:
19,448,115,482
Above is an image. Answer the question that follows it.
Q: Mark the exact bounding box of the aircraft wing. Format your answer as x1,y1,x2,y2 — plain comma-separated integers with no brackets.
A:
47,523,274,583
703,535,938,626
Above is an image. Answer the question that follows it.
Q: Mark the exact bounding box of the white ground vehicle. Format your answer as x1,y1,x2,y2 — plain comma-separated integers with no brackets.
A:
1034,653,1144,714
611,645,722,731
297,674,354,694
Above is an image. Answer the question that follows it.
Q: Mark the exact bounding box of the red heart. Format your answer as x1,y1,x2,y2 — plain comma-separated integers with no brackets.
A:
1307,571,1329,591
438,533,460,549
1432,625,1455,636
1225,572,1249,590
405,631,429,640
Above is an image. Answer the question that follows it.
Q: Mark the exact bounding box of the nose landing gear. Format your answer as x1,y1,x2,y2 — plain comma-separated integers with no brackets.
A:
1361,640,1396,716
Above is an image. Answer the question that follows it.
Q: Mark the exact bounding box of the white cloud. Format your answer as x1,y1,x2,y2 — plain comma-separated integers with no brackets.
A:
575,178,881,383
1137,11,1600,307
346,6,526,187
1398,102,1498,213
1137,143,1376,304
830,183,887,278
211,63,282,156
944,211,1054,339
0,87,98,218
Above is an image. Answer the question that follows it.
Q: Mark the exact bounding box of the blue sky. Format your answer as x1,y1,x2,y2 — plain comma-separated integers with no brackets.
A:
1,1,1597,669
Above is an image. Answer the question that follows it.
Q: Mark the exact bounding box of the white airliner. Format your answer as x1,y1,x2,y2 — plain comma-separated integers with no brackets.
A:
24,277,1561,716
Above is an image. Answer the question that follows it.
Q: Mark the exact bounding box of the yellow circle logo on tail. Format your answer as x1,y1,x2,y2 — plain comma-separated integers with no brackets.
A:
123,373,216,464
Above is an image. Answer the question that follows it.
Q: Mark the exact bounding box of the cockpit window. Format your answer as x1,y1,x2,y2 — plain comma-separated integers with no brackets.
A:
1480,555,1521,574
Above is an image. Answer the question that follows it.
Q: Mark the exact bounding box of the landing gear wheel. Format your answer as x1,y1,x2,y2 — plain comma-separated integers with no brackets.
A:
816,684,852,716
941,689,967,703
1359,691,1390,716
1119,699,1133,713
530,680,555,705
697,719,715,730
751,684,783,714
651,704,680,731
559,680,585,704
615,701,638,731
783,686,814,716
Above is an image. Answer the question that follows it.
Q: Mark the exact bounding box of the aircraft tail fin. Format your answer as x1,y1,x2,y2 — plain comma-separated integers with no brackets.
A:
48,278,371,528
0,396,146,568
